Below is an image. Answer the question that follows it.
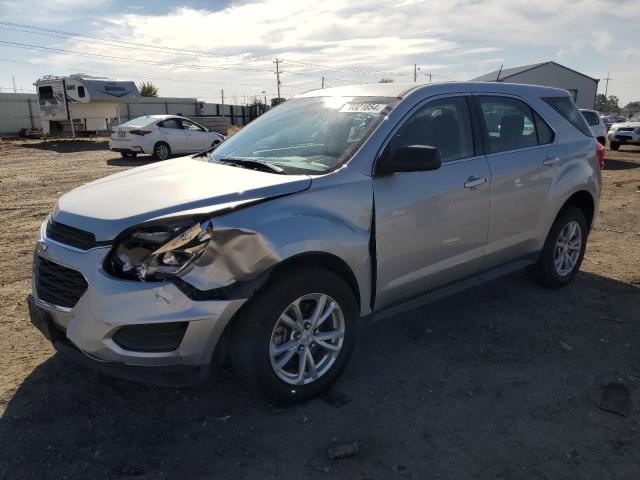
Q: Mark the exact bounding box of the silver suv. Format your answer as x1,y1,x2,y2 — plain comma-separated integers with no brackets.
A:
29,82,602,403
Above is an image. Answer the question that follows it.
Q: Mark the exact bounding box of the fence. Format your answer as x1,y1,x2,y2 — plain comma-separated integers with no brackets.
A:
0,93,40,135
0,93,266,136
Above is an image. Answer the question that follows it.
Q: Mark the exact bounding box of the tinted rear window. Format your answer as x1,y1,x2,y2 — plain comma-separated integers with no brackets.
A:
543,97,592,137
581,110,599,126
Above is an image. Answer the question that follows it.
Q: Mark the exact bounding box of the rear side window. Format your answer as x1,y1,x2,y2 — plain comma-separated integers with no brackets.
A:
477,96,541,154
543,96,593,137
534,112,554,145
159,119,182,129
581,110,599,126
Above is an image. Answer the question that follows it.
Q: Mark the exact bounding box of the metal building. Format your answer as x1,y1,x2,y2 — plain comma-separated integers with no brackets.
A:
471,61,599,109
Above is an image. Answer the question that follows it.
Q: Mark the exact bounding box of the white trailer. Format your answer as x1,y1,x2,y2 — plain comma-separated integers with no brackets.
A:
34,75,139,135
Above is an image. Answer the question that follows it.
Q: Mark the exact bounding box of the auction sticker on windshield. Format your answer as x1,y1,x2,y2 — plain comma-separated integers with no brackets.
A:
339,103,388,114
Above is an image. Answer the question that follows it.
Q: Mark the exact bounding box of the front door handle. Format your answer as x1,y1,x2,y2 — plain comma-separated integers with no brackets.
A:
543,155,561,166
464,177,487,188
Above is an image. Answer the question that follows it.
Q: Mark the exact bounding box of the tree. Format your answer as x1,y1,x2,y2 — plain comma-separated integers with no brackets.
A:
270,97,286,107
139,82,158,97
378,78,394,83
623,100,640,111
594,94,620,114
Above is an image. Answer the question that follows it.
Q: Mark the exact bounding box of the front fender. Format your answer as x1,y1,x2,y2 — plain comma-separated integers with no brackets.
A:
181,169,374,316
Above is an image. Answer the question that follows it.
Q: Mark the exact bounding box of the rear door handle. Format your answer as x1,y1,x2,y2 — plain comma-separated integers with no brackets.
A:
464,177,487,188
543,155,560,166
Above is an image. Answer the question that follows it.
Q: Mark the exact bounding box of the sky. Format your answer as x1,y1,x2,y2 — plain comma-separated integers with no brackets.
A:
0,0,638,105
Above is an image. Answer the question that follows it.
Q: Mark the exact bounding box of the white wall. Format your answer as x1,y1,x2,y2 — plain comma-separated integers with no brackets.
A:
0,93,39,135
507,64,598,109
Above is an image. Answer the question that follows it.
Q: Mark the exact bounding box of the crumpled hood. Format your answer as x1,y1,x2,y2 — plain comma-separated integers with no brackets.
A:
52,157,311,240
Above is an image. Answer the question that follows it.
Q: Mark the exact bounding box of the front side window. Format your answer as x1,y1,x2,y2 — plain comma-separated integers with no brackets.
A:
478,96,540,154
210,96,398,174
182,120,205,132
386,96,474,163
78,86,86,98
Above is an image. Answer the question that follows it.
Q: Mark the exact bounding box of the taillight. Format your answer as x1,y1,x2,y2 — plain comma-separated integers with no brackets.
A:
130,130,151,136
595,141,605,169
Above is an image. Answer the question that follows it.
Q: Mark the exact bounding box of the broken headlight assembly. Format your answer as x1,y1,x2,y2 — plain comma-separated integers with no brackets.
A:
105,219,213,281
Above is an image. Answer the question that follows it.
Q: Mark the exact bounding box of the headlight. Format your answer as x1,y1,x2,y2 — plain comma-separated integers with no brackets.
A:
634,127,640,134
106,219,213,281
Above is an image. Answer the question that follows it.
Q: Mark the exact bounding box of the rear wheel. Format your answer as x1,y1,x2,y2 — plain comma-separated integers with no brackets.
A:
230,267,359,404
610,142,620,151
528,206,587,288
153,142,171,160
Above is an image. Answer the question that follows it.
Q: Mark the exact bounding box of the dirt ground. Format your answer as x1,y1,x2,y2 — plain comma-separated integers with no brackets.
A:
1,138,639,479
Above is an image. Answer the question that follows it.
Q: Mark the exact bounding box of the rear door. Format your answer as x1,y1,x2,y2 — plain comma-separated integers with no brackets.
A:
181,119,212,151
373,94,492,308
158,118,187,153
473,94,557,267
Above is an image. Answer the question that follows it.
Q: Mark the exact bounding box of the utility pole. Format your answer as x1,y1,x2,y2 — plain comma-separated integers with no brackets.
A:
426,73,432,83
221,89,224,105
603,72,612,98
12,76,17,93
413,64,419,82
274,58,282,99
321,76,325,89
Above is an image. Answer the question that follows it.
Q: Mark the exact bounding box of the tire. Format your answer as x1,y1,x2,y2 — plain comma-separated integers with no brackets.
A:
230,266,359,404
120,152,137,159
528,206,588,289
153,142,171,160
610,142,620,151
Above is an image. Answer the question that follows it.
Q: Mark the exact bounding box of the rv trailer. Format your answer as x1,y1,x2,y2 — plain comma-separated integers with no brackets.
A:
34,75,139,136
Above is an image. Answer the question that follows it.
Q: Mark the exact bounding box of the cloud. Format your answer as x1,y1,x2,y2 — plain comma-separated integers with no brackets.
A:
2,0,638,103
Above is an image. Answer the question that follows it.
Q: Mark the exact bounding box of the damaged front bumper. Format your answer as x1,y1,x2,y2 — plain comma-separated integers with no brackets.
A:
31,236,247,386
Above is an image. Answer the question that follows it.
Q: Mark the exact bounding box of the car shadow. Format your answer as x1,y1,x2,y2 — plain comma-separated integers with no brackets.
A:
603,158,640,170
106,155,158,167
16,139,110,153
2,271,640,479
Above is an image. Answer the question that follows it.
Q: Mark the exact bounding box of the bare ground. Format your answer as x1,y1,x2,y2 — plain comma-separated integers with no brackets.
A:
0,139,639,479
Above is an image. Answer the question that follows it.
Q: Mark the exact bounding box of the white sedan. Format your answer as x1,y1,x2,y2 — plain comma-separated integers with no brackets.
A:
109,115,225,160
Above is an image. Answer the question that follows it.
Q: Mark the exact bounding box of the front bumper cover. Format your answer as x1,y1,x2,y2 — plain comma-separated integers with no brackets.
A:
28,295,208,386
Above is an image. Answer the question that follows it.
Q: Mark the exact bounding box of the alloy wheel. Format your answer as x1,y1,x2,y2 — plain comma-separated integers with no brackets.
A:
269,293,345,385
554,220,582,276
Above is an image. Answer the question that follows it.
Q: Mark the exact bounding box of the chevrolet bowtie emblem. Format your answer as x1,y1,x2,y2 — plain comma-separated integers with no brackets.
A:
35,240,48,254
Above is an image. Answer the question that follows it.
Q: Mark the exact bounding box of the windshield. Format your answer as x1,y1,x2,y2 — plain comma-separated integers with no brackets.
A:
120,116,157,128
210,96,398,174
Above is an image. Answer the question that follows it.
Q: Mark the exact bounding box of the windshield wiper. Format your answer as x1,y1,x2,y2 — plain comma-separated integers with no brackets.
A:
218,157,284,174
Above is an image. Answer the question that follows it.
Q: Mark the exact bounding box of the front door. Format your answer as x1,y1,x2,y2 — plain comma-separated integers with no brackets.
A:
373,95,491,309
182,119,212,151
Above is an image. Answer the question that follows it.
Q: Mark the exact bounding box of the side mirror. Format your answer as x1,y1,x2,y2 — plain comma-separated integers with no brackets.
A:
376,145,442,176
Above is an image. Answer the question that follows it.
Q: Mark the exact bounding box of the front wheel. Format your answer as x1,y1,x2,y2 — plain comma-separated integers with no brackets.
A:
120,152,137,159
528,206,588,288
230,267,359,404
153,142,171,160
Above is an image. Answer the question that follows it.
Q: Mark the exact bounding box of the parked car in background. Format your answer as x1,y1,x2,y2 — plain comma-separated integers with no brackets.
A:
601,114,627,131
607,117,640,150
580,109,607,146
109,115,224,160
29,82,601,403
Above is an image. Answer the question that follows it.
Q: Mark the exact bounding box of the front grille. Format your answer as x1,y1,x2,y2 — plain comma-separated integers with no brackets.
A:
617,127,634,132
34,257,88,309
46,220,99,250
